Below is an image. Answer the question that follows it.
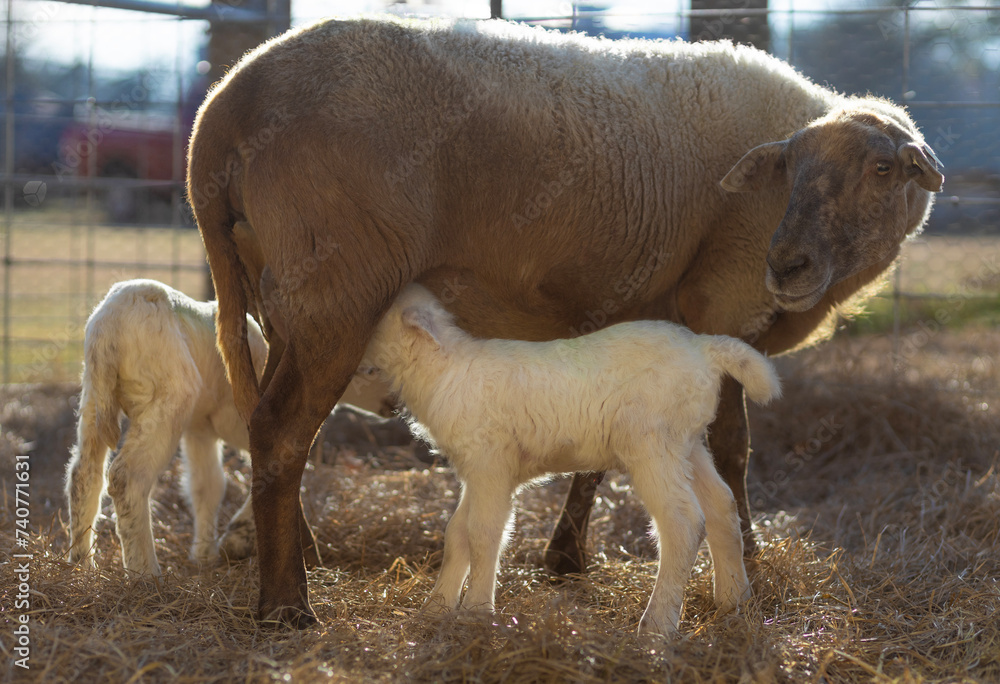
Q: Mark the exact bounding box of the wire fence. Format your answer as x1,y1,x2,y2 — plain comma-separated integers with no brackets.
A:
2,0,998,386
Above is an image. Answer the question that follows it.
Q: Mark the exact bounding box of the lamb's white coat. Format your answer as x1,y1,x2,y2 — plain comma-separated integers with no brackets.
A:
362,284,781,635
64,279,389,575
63,280,268,575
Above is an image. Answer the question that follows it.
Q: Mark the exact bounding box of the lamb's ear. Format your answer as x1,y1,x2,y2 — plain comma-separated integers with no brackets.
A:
898,142,944,192
401,306,442,349
720,140,788,193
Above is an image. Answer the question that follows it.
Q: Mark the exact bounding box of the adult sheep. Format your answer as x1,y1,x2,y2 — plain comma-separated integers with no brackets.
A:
187,16,943,626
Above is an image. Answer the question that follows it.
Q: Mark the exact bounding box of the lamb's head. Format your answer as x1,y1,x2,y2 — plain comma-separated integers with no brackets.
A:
358,284,452,378
721,107,944,312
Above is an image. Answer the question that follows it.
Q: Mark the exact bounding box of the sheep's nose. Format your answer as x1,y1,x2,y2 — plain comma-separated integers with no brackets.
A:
767,254,808,282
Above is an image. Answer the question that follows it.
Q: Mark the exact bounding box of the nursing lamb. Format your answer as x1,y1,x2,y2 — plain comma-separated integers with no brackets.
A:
361,285,781,635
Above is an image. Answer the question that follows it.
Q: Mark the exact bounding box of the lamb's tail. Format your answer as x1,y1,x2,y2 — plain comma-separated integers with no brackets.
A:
81,325,124,452
64,319,123,563
706,336,781,406
187,91,260,425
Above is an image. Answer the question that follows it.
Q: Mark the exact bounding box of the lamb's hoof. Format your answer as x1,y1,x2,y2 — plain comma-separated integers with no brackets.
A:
68,553,97,571
421,597,453,617
259,604,319,630
219,525,256,562
190,543,220,565
637,616,679,638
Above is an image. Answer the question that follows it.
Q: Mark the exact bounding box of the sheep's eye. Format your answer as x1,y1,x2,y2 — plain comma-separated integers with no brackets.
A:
876,161,892,175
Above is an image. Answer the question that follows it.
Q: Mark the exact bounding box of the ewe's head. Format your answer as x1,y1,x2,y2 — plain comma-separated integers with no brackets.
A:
358,284,453,376
721,106,944,312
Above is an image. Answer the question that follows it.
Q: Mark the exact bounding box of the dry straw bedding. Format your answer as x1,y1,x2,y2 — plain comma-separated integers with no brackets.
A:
1,330,999,683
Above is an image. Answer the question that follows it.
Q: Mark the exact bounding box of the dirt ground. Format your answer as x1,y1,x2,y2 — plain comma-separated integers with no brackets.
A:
1,328,999,682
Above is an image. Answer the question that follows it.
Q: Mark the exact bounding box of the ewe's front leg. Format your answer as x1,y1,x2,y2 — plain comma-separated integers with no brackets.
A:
181,430,226,563
543,471,605,575
689,441,751,613
425,488,472,613
461,478,515,613
709,377,754,556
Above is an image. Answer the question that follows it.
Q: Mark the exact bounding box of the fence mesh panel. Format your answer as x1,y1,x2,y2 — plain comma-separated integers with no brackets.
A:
2,0,997,386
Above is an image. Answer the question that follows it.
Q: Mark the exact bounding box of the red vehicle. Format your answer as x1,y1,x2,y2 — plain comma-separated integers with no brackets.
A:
58,114,189,223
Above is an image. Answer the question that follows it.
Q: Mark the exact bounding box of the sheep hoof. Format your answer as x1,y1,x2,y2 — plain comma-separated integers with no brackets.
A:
541,545,587,578
219,525,257,562
260,604,319,630
421,595,454,616
637,616,679,638
190,542,220,564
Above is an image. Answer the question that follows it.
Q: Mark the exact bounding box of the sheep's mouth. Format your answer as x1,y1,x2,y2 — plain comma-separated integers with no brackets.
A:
766,268,831,312
773,291,819,311
770,281,829,312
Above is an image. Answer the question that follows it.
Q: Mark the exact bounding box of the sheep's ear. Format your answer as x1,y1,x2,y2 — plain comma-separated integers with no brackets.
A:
898,142,944,192
401,306,441,348
720,140,788,193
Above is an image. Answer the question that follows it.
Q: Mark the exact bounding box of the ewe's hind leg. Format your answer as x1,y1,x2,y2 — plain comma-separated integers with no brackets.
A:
250,339,361,627
65,410,110,567
461,474,516,613
629,444,705,636
689,441,751,613
106,418,184,576
180,430,226,563
426,486,472,613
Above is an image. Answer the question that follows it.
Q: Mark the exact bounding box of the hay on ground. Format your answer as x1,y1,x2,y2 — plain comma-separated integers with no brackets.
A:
1,330,999,682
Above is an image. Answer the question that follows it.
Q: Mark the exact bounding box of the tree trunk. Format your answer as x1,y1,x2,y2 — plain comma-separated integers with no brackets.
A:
690,0,770,53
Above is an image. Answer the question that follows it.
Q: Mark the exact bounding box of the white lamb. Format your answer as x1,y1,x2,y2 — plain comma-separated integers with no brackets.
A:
361,284,781,635
64,279,396,575
63,279,269,575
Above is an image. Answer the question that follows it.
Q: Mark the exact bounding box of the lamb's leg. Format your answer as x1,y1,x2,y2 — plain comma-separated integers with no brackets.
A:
460,476,515,613
542,471,604,576
220,492,257,561
180,430,226,563
708,377,754,556
629,447,705,637
250,340,356,628
65,402,110,568
689,441,751,613
106,418,184,576
425,486,472,613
